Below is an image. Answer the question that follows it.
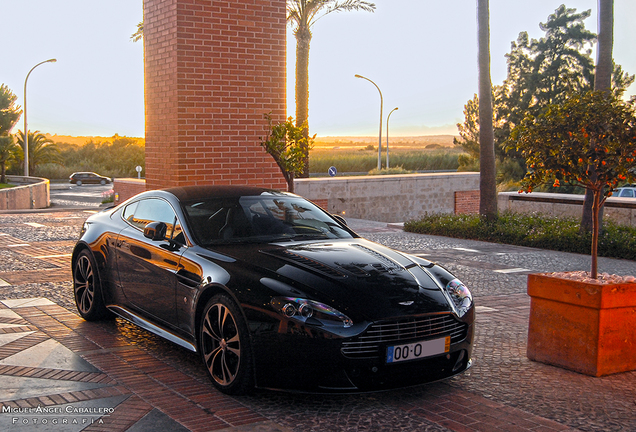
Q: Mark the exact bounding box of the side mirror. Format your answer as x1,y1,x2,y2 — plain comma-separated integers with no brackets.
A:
144,221,167,241
331,214,348,226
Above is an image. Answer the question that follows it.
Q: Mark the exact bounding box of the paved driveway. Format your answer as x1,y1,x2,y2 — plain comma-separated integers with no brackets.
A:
0,212,634,431
49,183,113,208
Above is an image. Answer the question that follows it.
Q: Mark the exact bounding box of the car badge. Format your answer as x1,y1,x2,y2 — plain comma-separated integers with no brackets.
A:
399,301,414,306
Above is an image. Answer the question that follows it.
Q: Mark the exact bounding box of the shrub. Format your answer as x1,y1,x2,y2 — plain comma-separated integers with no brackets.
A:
404,211,636,261
367,166,412,175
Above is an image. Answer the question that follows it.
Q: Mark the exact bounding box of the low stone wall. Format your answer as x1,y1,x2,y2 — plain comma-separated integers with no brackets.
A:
113,178,146,205
498,192,636,227
0,176,50,210
295,173,481,223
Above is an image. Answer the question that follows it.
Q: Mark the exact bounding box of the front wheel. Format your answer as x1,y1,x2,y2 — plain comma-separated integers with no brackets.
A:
199,294,253,394
73,250,111,320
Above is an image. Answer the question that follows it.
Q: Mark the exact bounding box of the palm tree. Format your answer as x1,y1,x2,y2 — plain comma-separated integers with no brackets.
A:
581,0,614,232
477,0,497,219
130,21,143,43
0,136,17,184
16,131,61,176
287,0,375,176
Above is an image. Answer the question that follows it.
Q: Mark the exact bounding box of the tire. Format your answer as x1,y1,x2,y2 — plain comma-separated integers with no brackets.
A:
76,180,82,186
199,294,254,395
73,250,111,321
100,179,106,185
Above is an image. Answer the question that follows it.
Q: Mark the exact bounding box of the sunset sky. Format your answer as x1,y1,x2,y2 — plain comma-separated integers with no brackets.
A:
2,0,635,138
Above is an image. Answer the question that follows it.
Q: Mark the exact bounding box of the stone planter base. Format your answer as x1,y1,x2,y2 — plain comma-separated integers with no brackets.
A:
527,273,636,376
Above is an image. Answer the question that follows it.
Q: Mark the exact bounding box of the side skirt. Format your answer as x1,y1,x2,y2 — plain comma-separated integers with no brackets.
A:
108,305,197,352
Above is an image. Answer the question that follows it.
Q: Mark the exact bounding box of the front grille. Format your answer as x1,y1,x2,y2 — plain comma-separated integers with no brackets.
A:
341,314,468,359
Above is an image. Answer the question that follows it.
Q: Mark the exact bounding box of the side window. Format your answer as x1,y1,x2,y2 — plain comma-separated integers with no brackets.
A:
123,201,139,223
125,198,183,241
624,189,634,197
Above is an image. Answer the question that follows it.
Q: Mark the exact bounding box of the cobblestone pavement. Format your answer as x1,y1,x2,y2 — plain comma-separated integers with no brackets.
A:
0,210,634,431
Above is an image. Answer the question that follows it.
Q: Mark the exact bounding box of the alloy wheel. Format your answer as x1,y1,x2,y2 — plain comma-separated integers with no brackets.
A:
201,302,241,387
74,254,95,315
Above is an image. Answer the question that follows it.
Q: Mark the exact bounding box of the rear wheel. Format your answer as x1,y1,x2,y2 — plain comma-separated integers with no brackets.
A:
73,250,110,320
76,180,82,186
199,294,253,394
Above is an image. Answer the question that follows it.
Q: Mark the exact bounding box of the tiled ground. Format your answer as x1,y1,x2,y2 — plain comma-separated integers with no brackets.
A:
0,211,633,431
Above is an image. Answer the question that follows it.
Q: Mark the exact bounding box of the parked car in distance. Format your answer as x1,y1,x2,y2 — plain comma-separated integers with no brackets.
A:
72,186,474,394
69,172,112,186
614,186,636,198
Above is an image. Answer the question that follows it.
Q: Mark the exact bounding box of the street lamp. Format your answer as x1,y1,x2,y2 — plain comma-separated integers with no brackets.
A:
355,74,383,170
386,107,398,169
23,58,57,177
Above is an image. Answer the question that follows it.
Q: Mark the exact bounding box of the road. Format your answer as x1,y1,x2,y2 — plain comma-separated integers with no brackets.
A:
49,181,113,208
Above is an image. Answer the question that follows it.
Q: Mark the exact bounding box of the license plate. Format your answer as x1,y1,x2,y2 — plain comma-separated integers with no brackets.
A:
386,336,450,364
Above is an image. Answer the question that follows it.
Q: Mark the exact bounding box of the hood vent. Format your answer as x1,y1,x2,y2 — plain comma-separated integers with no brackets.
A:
277,250,348,278
334,262,371,277
350,244,404,273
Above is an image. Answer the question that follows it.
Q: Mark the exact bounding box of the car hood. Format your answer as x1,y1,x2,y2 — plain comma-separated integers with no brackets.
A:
205,238,453,321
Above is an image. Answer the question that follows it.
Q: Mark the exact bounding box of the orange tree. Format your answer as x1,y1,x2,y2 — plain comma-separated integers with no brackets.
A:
260,114,314,193
510,91,636,278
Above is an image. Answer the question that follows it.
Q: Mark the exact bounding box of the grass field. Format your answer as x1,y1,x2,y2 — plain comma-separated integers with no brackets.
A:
39,134,464,178
45,134,145,146
310,135,463,174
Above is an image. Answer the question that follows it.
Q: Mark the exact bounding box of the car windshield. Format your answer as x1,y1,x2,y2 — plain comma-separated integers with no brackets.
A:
182,194,354,245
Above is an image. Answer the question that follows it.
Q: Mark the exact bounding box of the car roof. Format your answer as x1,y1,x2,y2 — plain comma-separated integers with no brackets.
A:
163,185,288,202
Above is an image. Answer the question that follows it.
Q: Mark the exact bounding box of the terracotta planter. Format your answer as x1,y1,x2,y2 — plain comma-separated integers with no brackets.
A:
527,273,636,376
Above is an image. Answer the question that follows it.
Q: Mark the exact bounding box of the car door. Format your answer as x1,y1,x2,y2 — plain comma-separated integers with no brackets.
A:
116,197,186,327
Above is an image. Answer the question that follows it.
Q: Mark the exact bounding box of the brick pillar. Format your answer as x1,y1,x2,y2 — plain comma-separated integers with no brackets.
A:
144,0,287,190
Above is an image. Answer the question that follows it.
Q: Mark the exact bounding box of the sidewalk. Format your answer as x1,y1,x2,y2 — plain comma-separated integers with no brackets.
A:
0,212,634,431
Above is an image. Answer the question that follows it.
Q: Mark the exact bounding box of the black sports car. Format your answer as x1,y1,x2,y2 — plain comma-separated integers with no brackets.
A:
72,186,474,394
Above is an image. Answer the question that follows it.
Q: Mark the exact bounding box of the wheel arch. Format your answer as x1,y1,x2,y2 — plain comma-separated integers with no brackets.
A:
194,283,257,393
72,243,109,303
72,242,107,276
194,283,247,349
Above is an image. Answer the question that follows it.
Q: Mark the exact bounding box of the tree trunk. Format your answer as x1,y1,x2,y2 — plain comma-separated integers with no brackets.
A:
477,0,497,220
295,26,311,178
591,189,601,279
581,0,613,232
594,0,614,91
287,172,295,194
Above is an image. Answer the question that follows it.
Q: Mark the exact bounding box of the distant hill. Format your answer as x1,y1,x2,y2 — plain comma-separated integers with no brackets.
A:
43,134,453,149
45,134,144,146
314,135,457,149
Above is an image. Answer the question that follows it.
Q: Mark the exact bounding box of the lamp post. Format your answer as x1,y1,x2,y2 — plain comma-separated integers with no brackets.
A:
23,58,56,177
355,74,383,170
386,107,398,169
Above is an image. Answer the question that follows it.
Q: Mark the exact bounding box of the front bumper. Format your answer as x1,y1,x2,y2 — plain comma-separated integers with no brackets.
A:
251,313,474,392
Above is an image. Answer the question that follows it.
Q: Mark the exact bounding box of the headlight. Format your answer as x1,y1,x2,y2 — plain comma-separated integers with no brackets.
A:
271,297,353,328
444,279,473,317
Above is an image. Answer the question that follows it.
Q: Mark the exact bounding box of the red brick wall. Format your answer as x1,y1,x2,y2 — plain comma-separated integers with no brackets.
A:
113,179,147,205
455,190,480,214
144,0,287,190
